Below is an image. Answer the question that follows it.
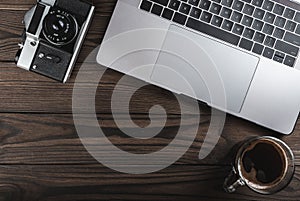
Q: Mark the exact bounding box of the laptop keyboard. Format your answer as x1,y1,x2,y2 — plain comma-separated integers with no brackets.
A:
139,0,300,67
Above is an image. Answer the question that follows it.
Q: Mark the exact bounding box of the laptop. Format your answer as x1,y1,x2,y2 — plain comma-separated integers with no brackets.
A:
97,0,300,134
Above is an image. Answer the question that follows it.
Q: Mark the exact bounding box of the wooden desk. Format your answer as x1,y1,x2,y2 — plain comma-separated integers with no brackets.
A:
0,0,299,200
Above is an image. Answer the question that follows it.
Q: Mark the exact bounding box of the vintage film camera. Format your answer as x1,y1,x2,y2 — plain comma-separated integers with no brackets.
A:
15,0,95,82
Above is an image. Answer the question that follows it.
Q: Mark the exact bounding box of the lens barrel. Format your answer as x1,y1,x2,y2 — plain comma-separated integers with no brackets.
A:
43,9,78,46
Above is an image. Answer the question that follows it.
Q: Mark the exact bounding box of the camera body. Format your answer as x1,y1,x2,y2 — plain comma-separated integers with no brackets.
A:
15,0,95,83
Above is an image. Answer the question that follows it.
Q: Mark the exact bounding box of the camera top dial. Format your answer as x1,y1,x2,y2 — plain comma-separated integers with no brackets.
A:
43,8,78,46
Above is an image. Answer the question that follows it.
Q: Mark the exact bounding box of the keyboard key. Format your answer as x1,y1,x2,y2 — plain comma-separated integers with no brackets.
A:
221,7,232,18
221,0,233,7
189,0,200,6
273,51,285,63
222,19,234,31
190,7,202,18
210,3,222,14
262,23,274,35
252,43,264,54
295,12,300,23
151,4,163,15
201,11,213,23
264,36,276,47
241,0,251,3
173,12,187,24
262,0,274,11
284,55,296,67
253,8,265,20
211,0,221,3
179,3,191,14
169,0,180,10
241,15,253,26
231,11,243,23
285,21,296,32
275,51,285,58
151,0,169,6
252,19,263,31
274,16,286,28
233,24,244,35
284,8,295,20
275,40,299,57
273,55,284,63
140,0,152,11
252,0,263,7
254,32,265,43
239,38,253,50
243,28,254,39
273,4,284,15
296,25,300,35
263,47,274,59
232,0,244,11
264,12,275,24
284,32,300,46
199,0,211,10
243,4,254,15
186,17,241,45
273,27,285,39
162,8,174,19
211,15,223,27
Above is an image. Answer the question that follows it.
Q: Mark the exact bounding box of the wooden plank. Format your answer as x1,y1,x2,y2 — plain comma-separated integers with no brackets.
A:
0,112,221,165
0,164,298,201
0,113,298,165
0,62,208,114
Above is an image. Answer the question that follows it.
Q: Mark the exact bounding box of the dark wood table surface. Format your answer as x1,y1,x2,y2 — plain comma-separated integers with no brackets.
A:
0,0,300,200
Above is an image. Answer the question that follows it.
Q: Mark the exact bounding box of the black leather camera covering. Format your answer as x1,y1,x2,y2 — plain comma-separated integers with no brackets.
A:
30,43,72,82
55,0,92,19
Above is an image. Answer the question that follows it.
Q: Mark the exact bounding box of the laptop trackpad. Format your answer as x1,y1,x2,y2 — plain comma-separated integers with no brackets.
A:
150,25,259,113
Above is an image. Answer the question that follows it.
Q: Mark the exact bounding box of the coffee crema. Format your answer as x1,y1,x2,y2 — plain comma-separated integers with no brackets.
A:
239,139,287,188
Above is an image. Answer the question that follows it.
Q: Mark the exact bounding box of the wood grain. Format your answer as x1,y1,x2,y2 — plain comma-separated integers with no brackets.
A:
0,164,298,201
0,63,217,117
0,113,298,166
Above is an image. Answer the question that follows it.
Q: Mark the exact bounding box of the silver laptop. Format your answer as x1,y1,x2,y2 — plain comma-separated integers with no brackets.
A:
97,0,300,134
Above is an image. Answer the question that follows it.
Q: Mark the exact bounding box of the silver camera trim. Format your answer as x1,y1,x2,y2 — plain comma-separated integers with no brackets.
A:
17,4,51,71
64,5,95,83
40,0,56,6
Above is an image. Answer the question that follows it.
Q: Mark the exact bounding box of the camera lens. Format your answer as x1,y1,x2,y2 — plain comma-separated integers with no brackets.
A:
43,9,78,46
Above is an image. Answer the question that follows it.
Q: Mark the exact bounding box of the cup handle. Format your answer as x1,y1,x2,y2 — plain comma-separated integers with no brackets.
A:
223,166,245,193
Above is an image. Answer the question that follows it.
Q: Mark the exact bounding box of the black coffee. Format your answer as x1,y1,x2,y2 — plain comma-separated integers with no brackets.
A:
242,141,285,184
